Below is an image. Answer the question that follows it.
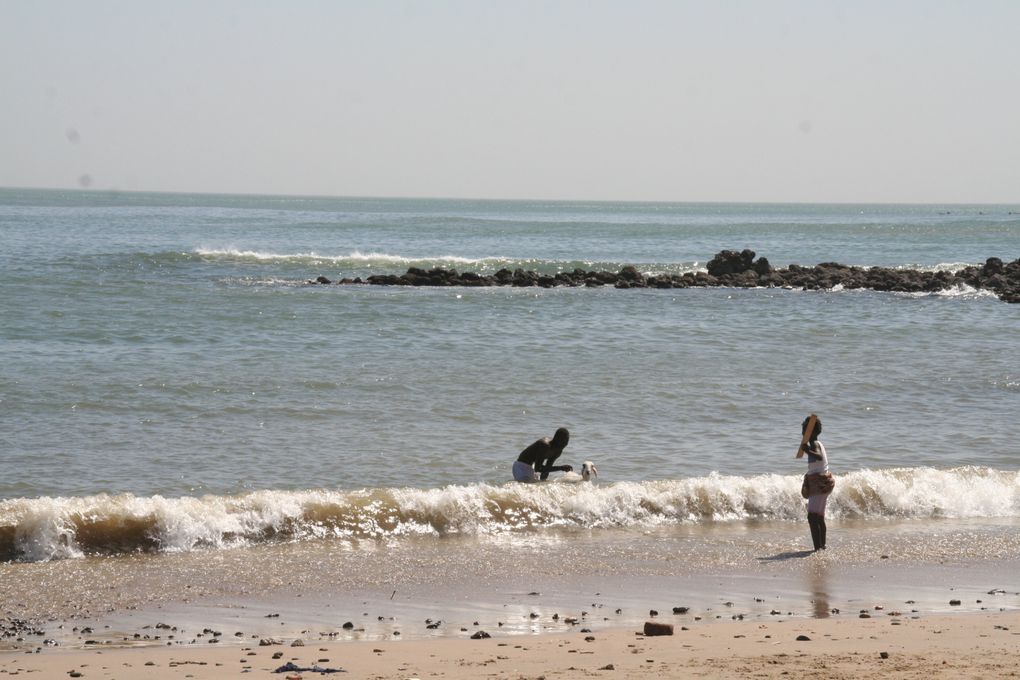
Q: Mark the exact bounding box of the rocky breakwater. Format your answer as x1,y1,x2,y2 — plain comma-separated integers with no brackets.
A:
705,250,1020,302
308,250,1020,302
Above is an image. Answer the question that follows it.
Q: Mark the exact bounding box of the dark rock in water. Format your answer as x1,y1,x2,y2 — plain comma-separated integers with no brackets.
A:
984,257,1004,275
312,250,1020,303
512,268,537,286
706,249,756,276
984,274,1007,290
619,265,643,281
401,267,428,285
366,273,401,285
460,271,486,286
341,622,354,630
470,630,491,639
672,607,689,615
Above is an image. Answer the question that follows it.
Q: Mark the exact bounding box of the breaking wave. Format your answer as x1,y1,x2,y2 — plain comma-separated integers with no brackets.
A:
194,248,499,267
190,249,700,276
3,466,1017,562
905,284,1001,300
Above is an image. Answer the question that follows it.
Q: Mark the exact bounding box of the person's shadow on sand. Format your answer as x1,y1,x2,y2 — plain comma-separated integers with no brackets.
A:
756,550,815,561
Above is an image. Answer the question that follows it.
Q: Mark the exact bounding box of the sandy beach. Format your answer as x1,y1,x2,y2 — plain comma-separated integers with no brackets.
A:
4,519,1020,680
3,610,1019,679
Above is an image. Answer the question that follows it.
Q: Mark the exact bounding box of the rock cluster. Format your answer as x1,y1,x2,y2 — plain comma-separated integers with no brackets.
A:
1,616,46,642
308,249,1020,302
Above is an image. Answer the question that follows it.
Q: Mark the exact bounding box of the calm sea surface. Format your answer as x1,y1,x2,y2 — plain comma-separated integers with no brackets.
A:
1,188,1018,563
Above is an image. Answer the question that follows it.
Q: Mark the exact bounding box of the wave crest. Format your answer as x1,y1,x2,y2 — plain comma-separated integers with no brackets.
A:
194,248,508,267
2,467,1017,562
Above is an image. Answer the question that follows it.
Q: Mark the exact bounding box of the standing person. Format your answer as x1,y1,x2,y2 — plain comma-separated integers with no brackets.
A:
512,428,572,482
798,415,835,550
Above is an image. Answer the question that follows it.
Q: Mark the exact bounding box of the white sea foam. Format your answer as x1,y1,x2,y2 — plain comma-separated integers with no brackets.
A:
194,248,499,266
195,247,309,261
3,467,1017,562
901,284,1000,300
890,262,980,273
191,248,700,275
343,251,486,265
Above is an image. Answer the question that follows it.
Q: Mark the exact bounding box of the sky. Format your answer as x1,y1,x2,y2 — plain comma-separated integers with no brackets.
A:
2,1,1019,203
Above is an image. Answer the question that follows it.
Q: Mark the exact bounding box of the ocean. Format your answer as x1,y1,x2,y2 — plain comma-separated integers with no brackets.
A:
2,188,1019,644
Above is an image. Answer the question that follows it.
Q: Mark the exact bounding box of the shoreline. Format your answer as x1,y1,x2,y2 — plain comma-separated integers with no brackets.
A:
4,519,1020,653
4,609,1019,679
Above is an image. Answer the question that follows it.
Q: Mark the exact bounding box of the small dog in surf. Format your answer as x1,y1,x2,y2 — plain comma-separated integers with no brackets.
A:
556,460,598,483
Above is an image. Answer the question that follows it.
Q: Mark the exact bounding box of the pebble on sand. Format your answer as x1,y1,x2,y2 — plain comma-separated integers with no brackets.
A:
642,622,674,636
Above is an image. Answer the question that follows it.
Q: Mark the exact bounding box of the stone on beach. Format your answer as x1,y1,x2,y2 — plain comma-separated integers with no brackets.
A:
642,621,674,636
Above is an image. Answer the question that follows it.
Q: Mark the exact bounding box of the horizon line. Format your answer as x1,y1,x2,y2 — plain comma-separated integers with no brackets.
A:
2,184,1019,208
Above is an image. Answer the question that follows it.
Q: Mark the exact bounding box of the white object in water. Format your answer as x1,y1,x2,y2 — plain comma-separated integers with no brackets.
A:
555,460,598,483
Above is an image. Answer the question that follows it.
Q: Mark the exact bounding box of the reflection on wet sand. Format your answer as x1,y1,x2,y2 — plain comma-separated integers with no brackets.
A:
807,560,831,618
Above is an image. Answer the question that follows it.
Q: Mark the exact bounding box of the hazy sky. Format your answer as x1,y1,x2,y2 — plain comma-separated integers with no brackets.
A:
2,1,1018,203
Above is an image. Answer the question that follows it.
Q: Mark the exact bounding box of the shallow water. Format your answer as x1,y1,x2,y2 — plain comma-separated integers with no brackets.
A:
3,517,1019,649
2,186,1019,641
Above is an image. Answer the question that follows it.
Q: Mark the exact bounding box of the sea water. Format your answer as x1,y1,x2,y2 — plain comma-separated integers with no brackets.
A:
1,189,1019,638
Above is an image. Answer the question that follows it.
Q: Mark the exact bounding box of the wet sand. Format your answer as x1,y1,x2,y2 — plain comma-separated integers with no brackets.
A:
3,519,1020,658
3,610,1020,679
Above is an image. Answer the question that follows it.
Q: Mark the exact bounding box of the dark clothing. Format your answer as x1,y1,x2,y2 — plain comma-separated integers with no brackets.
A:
800,471,836,498
516,437,570,481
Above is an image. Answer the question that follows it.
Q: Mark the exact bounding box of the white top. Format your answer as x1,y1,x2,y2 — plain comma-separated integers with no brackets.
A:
806,440,829,474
